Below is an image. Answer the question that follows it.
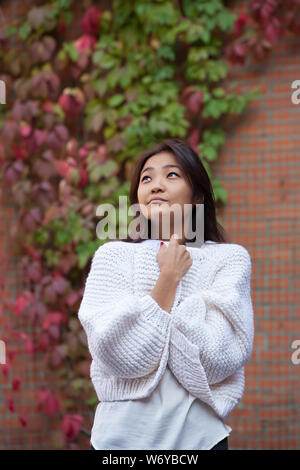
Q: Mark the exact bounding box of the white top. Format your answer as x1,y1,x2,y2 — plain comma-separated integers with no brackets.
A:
78,238,254,448
91,364,232,450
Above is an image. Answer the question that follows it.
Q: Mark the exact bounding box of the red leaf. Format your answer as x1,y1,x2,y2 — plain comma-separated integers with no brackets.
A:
23,207,43,231
43,284,56,303
12,376,21,391
36,389,51,411
23,244,41,261
37,332,50,350
78,167,88,187
234,41,248,58
78,146,88,159
46,325,60,341
0,120,19,142
44,392,61,416
20,123,32,137
33,129,48,147
61,414,84,440
2,364,9,377
42,312,67,329
233,13,248,35
57,21,67,35
28,301,47,324
27,262,42,283
58,91,85,119
66,138,78,156
57,161,71,178
14,292,33,315
48,345,67,367
261,0,277,22
78,360,91,377
8,398,15,412
53,277,69,295
81,6,101,35
4,161,24,185
14,331,34,354
18,413,28,427
225,40,249,64
186,90,204,114
13,145,28,160
188,129,200,153
55,124,69,142
65,290,80,307
7,348,16,362
264,17,283,44
74,34,96,53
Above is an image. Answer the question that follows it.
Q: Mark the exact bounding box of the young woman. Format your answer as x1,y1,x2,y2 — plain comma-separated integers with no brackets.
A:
78,138,255,450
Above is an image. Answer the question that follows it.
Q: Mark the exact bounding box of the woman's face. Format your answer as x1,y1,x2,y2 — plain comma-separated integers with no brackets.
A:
137,151,196,242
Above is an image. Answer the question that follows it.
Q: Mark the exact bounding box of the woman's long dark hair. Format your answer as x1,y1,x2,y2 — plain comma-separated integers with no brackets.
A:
118,138,229,244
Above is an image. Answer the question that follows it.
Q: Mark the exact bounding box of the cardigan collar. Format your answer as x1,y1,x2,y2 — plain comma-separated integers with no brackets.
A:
132,239,217,309
139,238,216,258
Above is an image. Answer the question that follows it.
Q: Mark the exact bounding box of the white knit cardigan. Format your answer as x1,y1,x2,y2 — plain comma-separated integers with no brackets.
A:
78,239,255,420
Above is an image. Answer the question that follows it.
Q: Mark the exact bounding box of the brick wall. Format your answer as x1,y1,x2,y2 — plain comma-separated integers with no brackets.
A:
0,0,299,450
215,37,300,449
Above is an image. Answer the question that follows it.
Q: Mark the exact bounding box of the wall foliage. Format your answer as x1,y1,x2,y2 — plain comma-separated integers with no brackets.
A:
0,0,298,449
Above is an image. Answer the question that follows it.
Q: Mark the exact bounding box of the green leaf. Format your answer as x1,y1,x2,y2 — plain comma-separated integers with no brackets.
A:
88,165,103,184
84,99,102,114
88,160,118,183
214,186,228,203
85,396,98,407
33,228,49,245
55,229,72,247
106,68,122,89
108,94,125,107
203,146,217,161
63,11,72,25
19,22,32,40
74,227,91,243
68,44,79,62
71,378,85,391
6,26,17,36
157,45,175,60
92,78,108,97
216,10,234,32
104,126,115,139
212,87,225,98
89,111,104,132
101,55,117,70
45,249,60,268
92,50,105,64
100,160,119,178
75,240,104,269
201,29,210,44
203,97,228,118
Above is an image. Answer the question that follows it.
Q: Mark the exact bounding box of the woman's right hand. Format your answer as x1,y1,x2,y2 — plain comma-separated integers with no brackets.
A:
157,234,193,282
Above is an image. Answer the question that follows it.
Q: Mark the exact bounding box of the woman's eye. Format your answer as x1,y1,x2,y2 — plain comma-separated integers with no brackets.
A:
141,172,179,182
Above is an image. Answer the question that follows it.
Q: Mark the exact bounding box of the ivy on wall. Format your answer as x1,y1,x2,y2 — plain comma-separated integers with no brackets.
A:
0,0,298,449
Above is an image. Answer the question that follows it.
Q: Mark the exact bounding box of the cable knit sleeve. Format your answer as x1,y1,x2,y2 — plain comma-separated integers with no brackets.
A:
168,245,255,418
77,242,172,380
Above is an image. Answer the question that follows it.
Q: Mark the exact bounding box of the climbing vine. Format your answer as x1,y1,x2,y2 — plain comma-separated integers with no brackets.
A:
0,0,298,450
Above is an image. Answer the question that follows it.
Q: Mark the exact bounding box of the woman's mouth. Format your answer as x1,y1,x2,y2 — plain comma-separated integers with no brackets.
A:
148,199,168,205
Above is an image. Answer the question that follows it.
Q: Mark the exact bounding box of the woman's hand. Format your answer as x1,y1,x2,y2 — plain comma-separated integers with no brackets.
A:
157,234,193,282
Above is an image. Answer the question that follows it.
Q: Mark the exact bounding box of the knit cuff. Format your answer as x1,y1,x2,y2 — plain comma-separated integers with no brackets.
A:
170,324,200,364
139,294,172,331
